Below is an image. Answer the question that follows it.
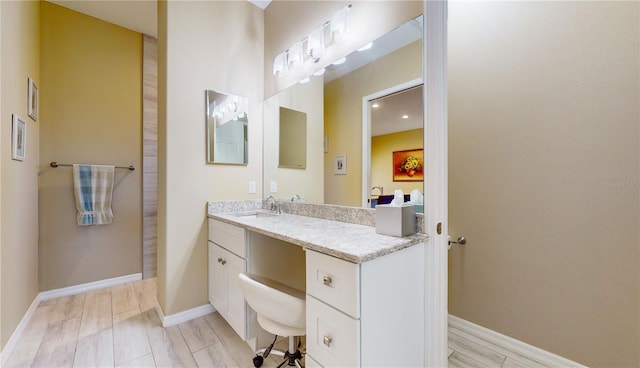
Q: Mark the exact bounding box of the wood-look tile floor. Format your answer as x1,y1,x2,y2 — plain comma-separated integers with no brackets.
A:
4,278,546,368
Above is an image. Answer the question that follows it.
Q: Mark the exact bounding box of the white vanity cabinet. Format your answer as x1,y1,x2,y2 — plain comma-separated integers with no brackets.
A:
208,219,248,339
305,244,425,368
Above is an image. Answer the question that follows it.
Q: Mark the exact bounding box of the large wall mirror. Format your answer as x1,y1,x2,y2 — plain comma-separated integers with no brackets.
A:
206,90,249,165
263,15,423,206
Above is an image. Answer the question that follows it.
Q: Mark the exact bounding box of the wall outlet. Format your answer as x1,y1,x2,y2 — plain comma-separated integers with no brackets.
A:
248,181,256,194
270,181,277,193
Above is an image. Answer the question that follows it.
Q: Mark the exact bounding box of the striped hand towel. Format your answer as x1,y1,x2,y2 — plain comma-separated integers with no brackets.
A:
73,164,115,226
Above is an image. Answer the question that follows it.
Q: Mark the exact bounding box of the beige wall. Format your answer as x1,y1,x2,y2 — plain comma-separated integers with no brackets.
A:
371,129,423,198
0,0,40,350
39,2,142,291
264,77,324,203
324,40,421,207
158,1,264,315
448,2,640,366
264,1,422,98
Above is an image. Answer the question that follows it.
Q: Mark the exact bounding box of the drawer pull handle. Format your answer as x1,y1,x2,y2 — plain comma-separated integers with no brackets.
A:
217,257,226,265
322,275,332,286
323,335,333,347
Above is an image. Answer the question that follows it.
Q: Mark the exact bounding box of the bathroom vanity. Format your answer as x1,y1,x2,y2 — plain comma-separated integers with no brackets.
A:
207,200,428,367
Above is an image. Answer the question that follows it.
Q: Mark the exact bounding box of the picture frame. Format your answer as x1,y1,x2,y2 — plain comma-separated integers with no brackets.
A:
334,155,347,175
12,114,26,161
393,148,423,182
28,77,38,120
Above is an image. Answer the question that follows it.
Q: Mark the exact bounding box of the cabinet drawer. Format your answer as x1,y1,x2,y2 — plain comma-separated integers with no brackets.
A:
306,296,359,368
305,354,323,368
208,219,246,258
306,250,360,318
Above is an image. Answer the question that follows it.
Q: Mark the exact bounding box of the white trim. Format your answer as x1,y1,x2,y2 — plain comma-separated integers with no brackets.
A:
361,78,423,208
449,315,588,368
423,1,449,366
38,273,142,301
157,301,216,327
0,273,142,365
0,294,41,366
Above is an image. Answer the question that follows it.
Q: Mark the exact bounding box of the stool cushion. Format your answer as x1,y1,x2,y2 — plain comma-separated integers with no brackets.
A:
238,273,306,335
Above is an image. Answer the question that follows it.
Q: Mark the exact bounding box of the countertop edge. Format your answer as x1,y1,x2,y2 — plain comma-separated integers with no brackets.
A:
207,212,429,264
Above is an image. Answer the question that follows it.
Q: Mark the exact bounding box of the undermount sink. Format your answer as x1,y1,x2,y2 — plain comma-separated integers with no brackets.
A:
233,211,279,219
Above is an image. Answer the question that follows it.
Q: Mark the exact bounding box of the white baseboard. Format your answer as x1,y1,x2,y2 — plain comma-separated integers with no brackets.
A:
0,294,41,366
38,273,142,301
448,314,588,368
1,273,142,366
156,301,216,327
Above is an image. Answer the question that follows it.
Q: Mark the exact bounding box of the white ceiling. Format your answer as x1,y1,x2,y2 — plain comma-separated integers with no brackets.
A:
371,85,423,137
47,0,158,37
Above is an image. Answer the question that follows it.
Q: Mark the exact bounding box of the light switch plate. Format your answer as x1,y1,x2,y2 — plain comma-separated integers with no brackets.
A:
248,181,256,194
270,181,277,193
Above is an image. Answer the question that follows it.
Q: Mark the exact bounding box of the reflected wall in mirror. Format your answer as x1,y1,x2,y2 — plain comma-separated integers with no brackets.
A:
263,77,324,203
206,90,249,165
262,15,423,206
279,107,307,169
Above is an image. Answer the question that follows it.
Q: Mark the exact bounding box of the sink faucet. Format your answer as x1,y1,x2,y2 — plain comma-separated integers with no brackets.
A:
371,185,383,196
291,194,301,202
265,195,281,214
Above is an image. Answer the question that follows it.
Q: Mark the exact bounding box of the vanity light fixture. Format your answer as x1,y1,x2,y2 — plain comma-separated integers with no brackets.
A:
402,114,409,119
272,4,351,76
357,42,373,52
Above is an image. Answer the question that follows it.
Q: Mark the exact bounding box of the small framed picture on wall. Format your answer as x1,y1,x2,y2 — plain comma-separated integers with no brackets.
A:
28,77,38,120
334,155,347,175
12,114,26,161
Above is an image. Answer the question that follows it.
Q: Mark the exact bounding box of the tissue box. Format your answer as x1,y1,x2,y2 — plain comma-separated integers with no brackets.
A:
375,204,416,237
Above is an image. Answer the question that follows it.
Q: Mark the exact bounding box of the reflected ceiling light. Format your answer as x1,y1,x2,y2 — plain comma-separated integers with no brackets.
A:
332,57,346,65
372,103,380,108
402,114,409,119
357,42,373,51
313,68,326,76
299,77,310,84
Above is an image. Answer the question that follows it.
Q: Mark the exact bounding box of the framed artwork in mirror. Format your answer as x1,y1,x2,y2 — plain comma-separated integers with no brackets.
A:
393,149,423,182
12,114,26,161
28,77,38,121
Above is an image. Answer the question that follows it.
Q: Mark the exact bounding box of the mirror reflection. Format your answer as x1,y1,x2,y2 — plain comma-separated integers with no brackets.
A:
263,15,423,206
206,90,249,165
279,107,307,169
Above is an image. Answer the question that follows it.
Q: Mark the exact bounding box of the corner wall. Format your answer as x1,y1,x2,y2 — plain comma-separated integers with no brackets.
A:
158,1,264,315
39,2,142,291
0,0,40,350
448,2,640,366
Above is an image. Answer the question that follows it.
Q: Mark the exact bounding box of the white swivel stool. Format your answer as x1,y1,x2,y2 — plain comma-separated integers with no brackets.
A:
238,272,306,368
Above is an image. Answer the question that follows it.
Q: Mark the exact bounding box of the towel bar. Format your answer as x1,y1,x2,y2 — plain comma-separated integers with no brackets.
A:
50,161,135,171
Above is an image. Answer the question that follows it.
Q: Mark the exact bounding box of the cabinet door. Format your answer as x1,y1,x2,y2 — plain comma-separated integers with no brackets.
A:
209,242,227,316
225,250,247,340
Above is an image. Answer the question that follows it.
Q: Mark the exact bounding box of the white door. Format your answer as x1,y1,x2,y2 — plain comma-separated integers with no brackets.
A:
423,1,449,366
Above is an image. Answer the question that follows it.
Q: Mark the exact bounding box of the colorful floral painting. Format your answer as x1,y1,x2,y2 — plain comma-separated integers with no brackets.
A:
393,149,423,182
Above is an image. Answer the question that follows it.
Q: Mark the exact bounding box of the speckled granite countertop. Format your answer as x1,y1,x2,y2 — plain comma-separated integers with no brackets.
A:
207,200,428,264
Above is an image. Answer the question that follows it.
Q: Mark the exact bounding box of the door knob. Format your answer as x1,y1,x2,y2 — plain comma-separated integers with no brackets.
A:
448,236,466,245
